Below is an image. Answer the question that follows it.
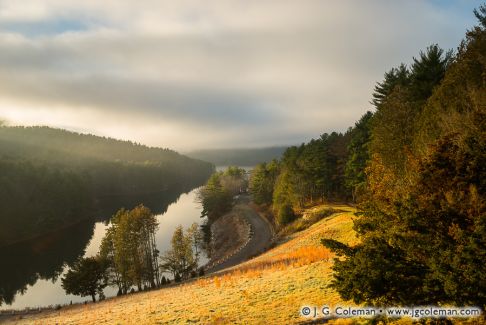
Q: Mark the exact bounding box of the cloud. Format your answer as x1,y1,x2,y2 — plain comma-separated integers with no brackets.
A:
0,0,482,150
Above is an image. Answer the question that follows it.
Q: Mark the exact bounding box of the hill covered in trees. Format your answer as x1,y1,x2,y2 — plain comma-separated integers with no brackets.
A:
250,5,486,309
0,126,214,246
321,6,486,308
186,146,288,166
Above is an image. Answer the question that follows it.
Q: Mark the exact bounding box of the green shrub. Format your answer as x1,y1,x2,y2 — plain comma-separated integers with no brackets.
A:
277,203,296,225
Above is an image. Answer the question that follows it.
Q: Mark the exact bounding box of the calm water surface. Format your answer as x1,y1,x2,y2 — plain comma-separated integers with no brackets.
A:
0,187,207,310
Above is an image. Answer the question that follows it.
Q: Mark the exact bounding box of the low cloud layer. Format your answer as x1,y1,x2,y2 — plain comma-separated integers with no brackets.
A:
0,0,481,150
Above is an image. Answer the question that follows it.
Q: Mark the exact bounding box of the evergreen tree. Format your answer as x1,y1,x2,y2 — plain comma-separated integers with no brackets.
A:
370,44,453,181
249,160,280,205
474,4,486,27
409,44,453,101
371,64,410,109
345,111,373,201
198,173,233,222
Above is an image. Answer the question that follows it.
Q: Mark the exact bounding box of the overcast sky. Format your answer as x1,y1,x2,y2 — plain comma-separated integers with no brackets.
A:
0,0,482,151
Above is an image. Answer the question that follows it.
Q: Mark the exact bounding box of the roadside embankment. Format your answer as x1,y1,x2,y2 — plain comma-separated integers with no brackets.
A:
205,210,251,270
207,195,273,273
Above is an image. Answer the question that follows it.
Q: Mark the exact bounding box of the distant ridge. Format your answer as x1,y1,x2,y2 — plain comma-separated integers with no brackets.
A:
186,146,288,166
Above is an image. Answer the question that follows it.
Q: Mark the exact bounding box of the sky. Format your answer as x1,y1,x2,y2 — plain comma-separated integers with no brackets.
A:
0,0,482,151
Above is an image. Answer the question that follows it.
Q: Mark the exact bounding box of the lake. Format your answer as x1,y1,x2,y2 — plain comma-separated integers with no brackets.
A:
0,187,208,310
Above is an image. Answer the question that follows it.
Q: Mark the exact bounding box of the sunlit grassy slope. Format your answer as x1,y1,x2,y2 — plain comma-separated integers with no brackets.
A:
10,205,358,325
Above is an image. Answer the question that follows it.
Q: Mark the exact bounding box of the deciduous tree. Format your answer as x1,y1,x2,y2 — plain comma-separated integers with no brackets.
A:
61,256,108,303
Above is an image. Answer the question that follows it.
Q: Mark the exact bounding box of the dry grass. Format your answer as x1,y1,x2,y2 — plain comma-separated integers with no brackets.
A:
7,204,358,325
277,206,338,238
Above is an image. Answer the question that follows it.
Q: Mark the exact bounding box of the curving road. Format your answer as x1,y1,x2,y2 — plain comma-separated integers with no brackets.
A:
208,195,273,273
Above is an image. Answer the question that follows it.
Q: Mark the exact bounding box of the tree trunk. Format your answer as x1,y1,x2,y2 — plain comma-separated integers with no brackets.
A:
91,294,96,303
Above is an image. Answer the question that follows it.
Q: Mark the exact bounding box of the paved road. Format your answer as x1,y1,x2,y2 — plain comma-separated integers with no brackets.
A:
208,195,273,273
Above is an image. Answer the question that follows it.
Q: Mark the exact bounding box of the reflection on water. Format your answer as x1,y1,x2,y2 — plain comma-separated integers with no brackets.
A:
0,218,94,309
0,186,207,310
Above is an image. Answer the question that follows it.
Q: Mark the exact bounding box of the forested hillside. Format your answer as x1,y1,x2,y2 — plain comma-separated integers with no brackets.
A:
250,5,485,308
250,132,355,225
0,126,214,246
322,7,486,307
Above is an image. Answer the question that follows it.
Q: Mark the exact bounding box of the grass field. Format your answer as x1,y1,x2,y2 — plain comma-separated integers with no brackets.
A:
7,205,360,324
